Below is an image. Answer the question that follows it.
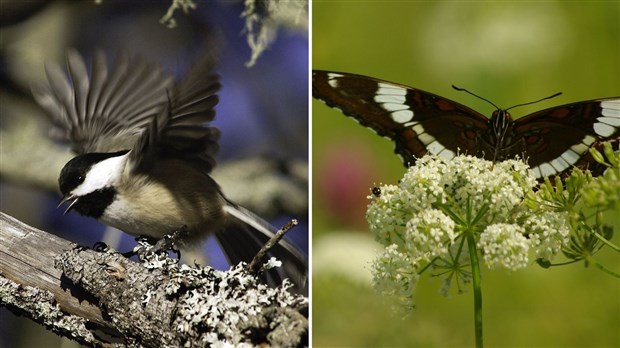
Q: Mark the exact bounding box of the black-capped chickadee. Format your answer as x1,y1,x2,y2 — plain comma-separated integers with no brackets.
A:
32,49,307,291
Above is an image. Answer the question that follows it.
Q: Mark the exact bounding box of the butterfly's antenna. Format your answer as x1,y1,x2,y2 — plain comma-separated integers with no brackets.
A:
452,85,501,110
505,92,562,111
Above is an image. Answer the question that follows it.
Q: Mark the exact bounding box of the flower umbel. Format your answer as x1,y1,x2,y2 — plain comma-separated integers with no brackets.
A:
371,244,420,315
478,223,530,270
404,209,456,261
367,154,570,314
526,141,619,271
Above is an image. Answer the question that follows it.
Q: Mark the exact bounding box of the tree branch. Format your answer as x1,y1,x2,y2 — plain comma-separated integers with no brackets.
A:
0,212,308,347
248,219,298,275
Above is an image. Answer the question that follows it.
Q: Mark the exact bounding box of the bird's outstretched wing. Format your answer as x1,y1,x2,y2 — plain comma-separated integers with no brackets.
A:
128,51,221,174
33,49,221,174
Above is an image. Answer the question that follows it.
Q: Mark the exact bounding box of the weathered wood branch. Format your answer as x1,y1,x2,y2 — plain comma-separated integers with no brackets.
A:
0,212,108,323
0,212,308,347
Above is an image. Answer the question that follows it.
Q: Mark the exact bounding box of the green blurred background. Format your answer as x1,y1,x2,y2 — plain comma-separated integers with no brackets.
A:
312,2,620,347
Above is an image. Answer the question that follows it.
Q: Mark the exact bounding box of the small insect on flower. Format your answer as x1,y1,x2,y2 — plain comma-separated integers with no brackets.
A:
371,186,382,197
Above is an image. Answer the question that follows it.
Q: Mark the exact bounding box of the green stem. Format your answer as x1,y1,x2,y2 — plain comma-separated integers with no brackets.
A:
467,232,483,348
593,260,620,278
590,228,620,251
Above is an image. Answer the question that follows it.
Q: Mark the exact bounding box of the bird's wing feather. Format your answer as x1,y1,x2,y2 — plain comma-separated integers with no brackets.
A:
128,51,222,174
32,49,173,154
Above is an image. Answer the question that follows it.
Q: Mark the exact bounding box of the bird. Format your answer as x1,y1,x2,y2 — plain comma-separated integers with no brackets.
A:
32,48,307,292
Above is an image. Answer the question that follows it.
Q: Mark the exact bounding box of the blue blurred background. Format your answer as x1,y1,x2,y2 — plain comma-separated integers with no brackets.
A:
313,2,619,347
0,1,307,347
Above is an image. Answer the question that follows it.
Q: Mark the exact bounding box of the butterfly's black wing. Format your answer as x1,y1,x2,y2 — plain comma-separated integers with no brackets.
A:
314,69,619,180
514,98,620,178
313,70,490,166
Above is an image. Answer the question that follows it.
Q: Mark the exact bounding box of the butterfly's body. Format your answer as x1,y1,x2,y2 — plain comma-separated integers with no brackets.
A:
479,110,525,162
313,70,620,179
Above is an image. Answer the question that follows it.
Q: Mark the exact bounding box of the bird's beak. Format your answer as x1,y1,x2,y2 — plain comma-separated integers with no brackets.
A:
58,195,79,215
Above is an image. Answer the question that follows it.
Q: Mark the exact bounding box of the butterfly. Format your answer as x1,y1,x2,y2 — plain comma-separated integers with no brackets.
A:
313,70,620,180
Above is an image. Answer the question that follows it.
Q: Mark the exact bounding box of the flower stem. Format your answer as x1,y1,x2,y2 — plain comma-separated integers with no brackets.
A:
593,260,620,278
467,232,484,348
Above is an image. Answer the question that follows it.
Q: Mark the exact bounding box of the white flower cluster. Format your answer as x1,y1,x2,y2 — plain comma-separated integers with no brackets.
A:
478,223,529,270
520,211,569,261
367,154,569,312
405,209,456,261
370,244,420,314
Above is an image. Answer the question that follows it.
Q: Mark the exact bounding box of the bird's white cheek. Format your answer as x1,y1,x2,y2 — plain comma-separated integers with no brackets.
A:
72,154,128,196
